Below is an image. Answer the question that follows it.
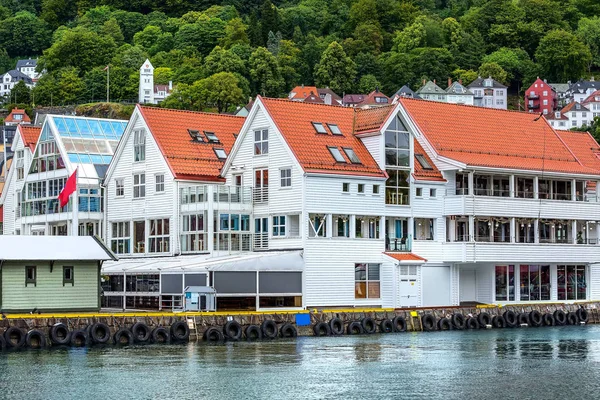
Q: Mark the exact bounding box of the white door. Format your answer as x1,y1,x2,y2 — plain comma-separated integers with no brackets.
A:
421,266,451,307
398,265,419,307
460,269,477,302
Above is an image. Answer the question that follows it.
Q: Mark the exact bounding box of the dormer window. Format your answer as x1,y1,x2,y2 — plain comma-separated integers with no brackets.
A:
343,148,361,164
188,129,203,142
375,97,388,103
204,131,219,143
312,122,327,134
415,154,433,170
328,147,346,163
214,148,227,160
328,123,342,135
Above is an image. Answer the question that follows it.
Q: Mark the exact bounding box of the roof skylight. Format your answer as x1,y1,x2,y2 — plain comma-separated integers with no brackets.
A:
204,131,219,143
343,148,361,164
188,129,203,141
312,122,327,134
415,154,433,170
214,148,227,160
328,123,342,135
328,146,346,163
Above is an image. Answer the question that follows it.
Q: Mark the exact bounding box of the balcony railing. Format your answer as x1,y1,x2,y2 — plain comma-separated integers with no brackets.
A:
527,93,539,99
386,235,412,252
253,187,268,204
254,232,268,250
180,185,252,205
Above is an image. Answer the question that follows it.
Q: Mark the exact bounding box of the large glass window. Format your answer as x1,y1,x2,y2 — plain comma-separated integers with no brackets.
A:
334,215,350,238
385,115,410,205
355,263,380,299
495,265,515,301
414,218,434,240
111,222,130,254
456,173,469,195
516,177,534,198
181,213,206,252
134,130,146,162
309,214,326,237
519,265,550,301
149,218,170,253
557,265,586,300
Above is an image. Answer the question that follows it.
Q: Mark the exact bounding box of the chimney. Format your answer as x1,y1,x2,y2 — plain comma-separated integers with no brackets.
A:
433,79,436,85
592,76,595,82
543,78,547,83
458,79,463,85
448,77,452,87
422,79,426,86
168,80,172,90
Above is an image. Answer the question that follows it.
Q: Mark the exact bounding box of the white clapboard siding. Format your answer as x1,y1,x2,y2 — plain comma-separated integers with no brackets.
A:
590,264,600,300
360,134,383,169
305,175,385,215
476,264,494,303
3,134,29,235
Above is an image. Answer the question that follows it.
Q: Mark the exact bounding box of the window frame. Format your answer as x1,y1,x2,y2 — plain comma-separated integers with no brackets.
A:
133,173,145,199
312,122,327,134
155,174,165,193
115,178,124,197
343,147,361,164
63,266,74,286
373,185,380,195
254,129,268,155
327,123,342,135
358,183,365,194
133,129,146,162
328,146,346,163
214,148,227,160
280,168,292,188
25,265,36,287
354,263,381,299
111,221,131,254
148,218,170,253
272,215,286,237
342,182,350,193
415,154,433,170
204,131,219,143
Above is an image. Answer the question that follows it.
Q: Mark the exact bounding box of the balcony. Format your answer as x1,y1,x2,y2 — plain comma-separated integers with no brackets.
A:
528,103,540,109
253,187,268,204
385,235,412,252
180,185,253,205
527,93,539,99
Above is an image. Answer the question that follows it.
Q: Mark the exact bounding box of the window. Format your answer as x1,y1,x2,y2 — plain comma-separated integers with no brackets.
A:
373,185,380,194
149,218,170,253
16,150,24,180
115,178,124,197
557,265,586,300
188,129,203,141
543,99,548,105
328,124,342,135
334,215,350,237
309,214,326,237
543,91,548,96
415,154,432,170
214,148,227,160
272,216,286,236
328,147,346,163
355,263,380,299
280,168,291,188
312,122,327,134
355,216,379,239
342,183,349,192
520,265,550,301
343,148,361,164
416,187,422,197
26,266,36,286
414,218,434,240
204,131,219,142
111,222,130,254
385,115,411,205
155,174,164,193
133,173,145,198
254,129,268,155
181,213,206,252
430,188,436,197
134,130,146,162
358,184,365,193
63,266,74,286
495,265,515,301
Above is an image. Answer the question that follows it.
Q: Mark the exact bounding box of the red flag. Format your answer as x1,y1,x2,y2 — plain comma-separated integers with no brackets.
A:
103,65,109,71
58,169,77,208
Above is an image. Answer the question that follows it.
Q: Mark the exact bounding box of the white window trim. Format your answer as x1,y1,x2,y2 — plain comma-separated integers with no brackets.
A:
115,178,124,197
133,173,145,199
155,174,165,194
279,167,292,189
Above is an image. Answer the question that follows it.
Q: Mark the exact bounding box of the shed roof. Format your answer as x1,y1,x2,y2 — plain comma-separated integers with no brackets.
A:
17,124,41,151
0,236,116,261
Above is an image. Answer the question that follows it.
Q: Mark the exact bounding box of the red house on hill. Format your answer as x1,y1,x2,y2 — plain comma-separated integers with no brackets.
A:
524,78,558,115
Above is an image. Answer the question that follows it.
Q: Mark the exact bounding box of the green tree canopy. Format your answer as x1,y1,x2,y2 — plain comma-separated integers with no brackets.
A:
314,41,357,94
249,46,284,96
535,29,592,82
478,62,509,85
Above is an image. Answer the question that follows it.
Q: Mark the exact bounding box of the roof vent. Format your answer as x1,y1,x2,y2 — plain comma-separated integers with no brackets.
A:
188,129,203,142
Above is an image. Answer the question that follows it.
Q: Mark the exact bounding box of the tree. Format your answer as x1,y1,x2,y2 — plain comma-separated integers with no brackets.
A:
314,41,357,94
409,48,455,87
9,81,32,105
204,46,246,76
41,27,117,74
535,29,592,81
195,72,246,113
260,0,280,46
577,17,600,69
101,18,125,45
358,74,381,93
478,62,509,85
249,46,284,96
452,69,479,86
174,16,227,56
40,0,78,30
154,67,174,85
220,17,249,48
277,40,301,91
483,47,536,90
0,11,51,57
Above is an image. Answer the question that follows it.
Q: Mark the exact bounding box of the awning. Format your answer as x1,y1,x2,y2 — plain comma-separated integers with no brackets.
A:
383,252,427,264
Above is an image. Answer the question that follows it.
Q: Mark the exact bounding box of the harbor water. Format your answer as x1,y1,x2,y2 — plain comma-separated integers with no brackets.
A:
2,326,600,399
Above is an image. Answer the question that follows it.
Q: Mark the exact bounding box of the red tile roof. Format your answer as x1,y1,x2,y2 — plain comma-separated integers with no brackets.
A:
413,140,445,182
5,108,30,124
289,86,318,100
138,105,245,182
259,97,386,178
18,125,41,151
355,105,395,133
582,90,600,104
357,89,391,106
555,129,600,172
399,98,600,176
302,91,324,104
384,252,427,262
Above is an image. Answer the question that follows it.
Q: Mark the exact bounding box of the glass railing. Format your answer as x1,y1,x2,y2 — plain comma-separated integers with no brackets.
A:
386,235,412,252
180,185,253,205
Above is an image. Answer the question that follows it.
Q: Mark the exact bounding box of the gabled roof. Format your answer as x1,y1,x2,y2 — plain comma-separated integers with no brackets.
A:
549,83,569,93
16,58,37,69
289,86,318,100
259,97,386,178
467,76,507,89
399,97,600,176
138,105,245,182
0,236,117,261
582,90,600,104
416,80,445,95
446,81,473,95
554,129,600,172
17,124,41,151
394,85,420,99
413,140,445,182
561,101,589,112
317,88,342,102
343,94,366,105
354,105,396,133
302,91,325,104
356,89,390,106
4,69,32,84
5,108,31,124
570,79,600,94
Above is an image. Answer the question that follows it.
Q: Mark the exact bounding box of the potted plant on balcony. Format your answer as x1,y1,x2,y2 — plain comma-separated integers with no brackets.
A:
577,231,584,244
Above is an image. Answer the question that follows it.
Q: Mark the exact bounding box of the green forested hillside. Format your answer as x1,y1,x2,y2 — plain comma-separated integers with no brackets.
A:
2,0,600,111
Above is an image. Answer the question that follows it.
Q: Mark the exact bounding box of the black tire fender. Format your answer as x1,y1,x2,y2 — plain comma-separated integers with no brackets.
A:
223,320,243,341
392,316,407,332
477,312,491,327
542,313,555,326
170,321,190,342
421,314,436,332
4,326,26,348
379,319,394,333
0,333,6,351
151,327,170,344
466,317,479,329
204,327,224,342
313,322,332,337
517,313,529,326
244,325,262,341
554,310,567,326
70,329,88,347
566,312,579,325
90,322,111,344
503,310,517,328
437,317,452,331
491,315,506,328
113,328,133,345
329,318,344,335
131,322,151,343
261,320,278,339
279,323,297,338
26,330,46,349
50,323,71,345
577,308,589,323
347,321,363,335
452,313,466,330
529,310,543,327
361,317,377,334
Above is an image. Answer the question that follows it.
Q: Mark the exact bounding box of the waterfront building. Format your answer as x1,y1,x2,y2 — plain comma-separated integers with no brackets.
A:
467,76,507,109
525,78,558,115
0,235,116,312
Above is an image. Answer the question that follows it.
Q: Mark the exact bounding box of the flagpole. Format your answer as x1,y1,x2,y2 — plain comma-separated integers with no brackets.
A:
106,65,110,103
72,168,79,236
